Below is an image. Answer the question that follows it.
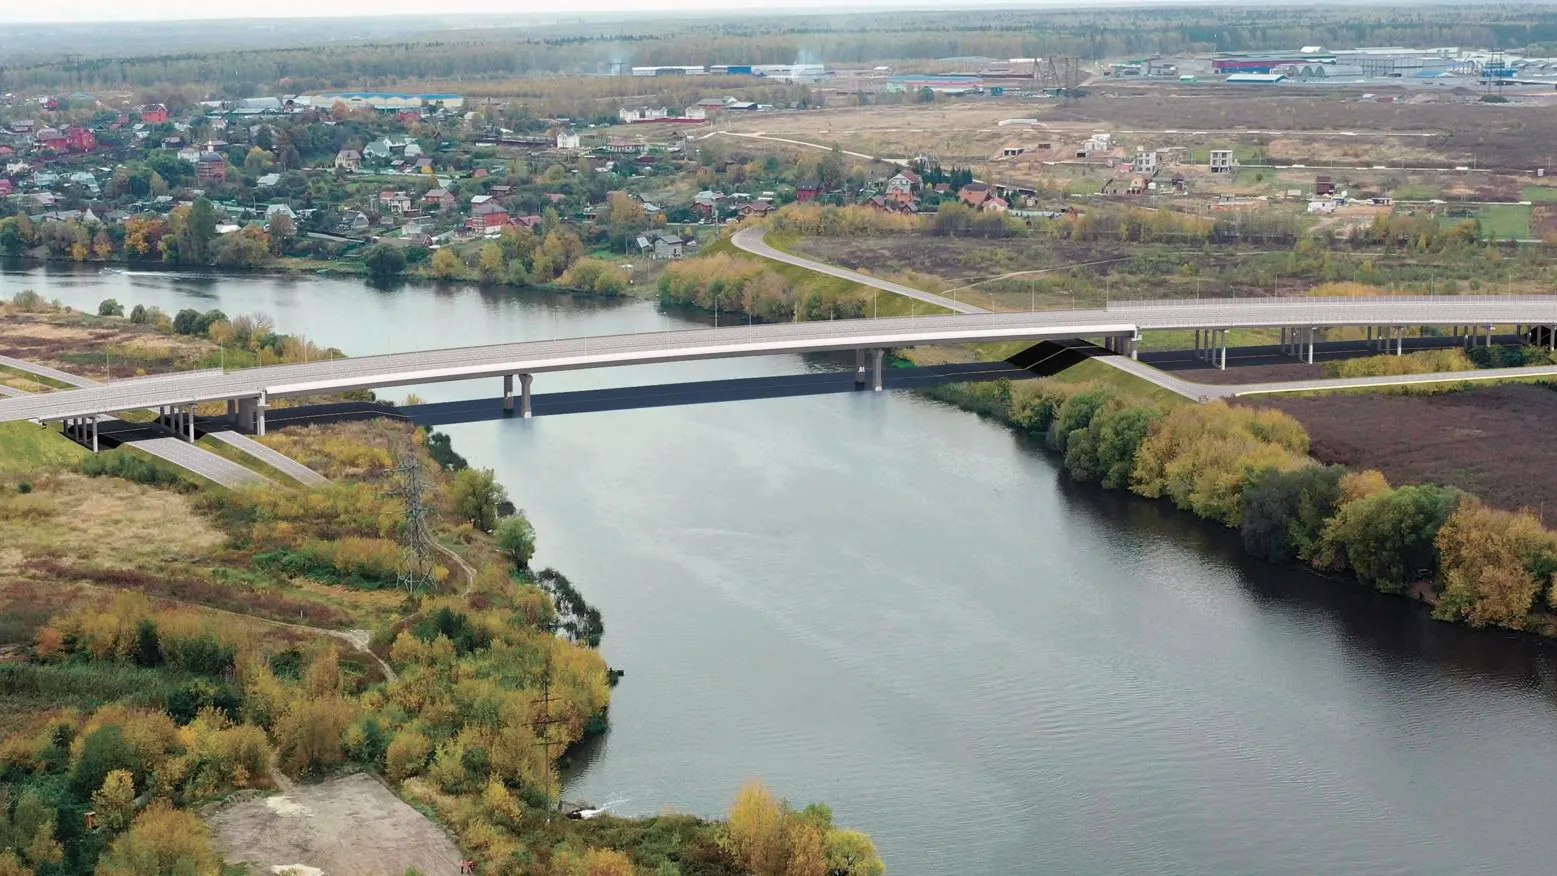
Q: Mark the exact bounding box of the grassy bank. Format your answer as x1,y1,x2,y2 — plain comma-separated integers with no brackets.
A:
923,362,1557,638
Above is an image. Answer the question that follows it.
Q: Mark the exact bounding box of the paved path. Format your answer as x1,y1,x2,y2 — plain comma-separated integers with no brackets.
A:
0,385,24,398
730,226,987,314
0,354,95,388
205,429,330,486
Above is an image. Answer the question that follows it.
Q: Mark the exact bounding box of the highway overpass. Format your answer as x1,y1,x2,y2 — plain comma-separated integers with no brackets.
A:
4,296,1557,434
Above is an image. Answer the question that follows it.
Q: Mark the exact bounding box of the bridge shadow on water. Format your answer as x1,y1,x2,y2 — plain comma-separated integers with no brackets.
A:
264,357,1076,430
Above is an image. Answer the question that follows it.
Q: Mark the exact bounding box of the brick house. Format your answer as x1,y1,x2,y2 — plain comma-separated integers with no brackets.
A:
195,151,226,184
140,104,168,124
958,183,991,209
65,127,97,153
469,198,510,230
795,181,822,202
423,188,456,212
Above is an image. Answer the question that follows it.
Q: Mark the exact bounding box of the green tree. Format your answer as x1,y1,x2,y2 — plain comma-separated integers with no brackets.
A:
494,513,536,570
128,304,148,324
1316,483,1462,593
96,803,221,876
97,298,125,317
1240,465,1345,564
450,467,509,533
478,243,506,282
363,244,407,278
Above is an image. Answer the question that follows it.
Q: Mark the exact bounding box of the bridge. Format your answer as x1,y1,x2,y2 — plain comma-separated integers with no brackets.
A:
6,296,1557,440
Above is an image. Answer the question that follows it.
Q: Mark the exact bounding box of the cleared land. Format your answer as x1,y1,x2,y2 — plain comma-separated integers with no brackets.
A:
208,771,463,876
1247,384,1557,516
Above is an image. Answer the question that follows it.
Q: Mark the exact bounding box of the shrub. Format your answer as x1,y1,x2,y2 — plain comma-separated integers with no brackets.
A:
97,298,125,317
1433,500,1557,628
385,730,432,781
1314,483,1463,593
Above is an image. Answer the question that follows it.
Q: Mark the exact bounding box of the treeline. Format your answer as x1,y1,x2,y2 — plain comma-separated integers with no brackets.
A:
11,7,1557,92
658,251,866,322
945,376,1557,634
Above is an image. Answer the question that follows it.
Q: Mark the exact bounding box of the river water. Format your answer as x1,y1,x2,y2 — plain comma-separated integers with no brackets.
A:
9,263,1557,875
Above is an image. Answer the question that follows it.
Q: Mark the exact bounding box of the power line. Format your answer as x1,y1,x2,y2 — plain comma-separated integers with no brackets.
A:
384,449,436,594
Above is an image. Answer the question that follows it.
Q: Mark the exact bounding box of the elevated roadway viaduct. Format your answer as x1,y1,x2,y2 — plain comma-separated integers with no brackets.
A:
5,296,1557,433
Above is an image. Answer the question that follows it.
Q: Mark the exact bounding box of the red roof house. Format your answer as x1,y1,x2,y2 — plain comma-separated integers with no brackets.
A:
140,104,169,124
65,127,97,153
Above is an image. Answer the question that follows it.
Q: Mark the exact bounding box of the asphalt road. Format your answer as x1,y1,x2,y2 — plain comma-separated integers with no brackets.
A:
730,226,986,314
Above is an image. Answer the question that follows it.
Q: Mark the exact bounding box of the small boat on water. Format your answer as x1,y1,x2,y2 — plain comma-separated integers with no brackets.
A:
98,267,124,275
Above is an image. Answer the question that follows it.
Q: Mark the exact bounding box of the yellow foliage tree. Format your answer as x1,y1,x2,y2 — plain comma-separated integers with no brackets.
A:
96,803,221,876
1435,500,1557,628
91,770,136,833
727,780,789,876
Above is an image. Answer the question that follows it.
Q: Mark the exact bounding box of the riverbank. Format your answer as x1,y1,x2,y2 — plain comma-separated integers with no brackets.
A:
922,358,1557,638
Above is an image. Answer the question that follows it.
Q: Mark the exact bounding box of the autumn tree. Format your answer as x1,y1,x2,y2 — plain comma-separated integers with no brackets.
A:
478,242,506,282
428,247,465,279
267,213,295,254
727,780,788,876
91,769,137,833
1434,500,1557,628
96,803,221,876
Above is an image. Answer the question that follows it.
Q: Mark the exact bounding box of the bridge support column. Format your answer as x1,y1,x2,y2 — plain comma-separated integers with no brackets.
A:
503,374,514,414
1129,333,1140,361
520,373,533,418
226,398,237,426
855,349,867,386
1194,328,1202,361
1486,325,1494,347
871,349,885,392
1217,329,1227,370
1306,327,1316,365
1395,326,1404,356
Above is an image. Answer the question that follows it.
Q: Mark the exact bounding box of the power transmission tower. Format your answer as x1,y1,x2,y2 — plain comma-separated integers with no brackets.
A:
385,450,436,594
529,654,566,816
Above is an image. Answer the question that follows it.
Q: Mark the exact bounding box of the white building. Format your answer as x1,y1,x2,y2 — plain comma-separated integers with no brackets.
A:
1209,149,1236,173
556,131,581,150
1133,148,1159,175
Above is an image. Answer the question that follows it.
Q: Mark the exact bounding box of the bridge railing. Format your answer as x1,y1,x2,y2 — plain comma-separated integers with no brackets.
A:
1107,294,1557,312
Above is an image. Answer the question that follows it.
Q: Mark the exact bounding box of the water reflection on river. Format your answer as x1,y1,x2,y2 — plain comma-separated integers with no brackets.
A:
9,262,1557,875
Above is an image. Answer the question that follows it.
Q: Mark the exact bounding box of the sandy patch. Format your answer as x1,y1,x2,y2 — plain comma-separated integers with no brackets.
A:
209,773,463,876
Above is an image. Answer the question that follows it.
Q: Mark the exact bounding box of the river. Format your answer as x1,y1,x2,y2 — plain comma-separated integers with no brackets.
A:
9,262,1557,875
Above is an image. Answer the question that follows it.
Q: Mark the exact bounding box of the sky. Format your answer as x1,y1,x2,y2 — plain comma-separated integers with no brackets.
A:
1,0,963,24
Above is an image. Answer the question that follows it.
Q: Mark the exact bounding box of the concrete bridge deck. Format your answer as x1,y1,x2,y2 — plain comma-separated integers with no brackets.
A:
5,295,1557,429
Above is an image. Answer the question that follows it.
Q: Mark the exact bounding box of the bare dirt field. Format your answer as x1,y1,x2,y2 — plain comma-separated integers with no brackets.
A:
0,311,214,380
1244,384,1557,516
208,772,463,876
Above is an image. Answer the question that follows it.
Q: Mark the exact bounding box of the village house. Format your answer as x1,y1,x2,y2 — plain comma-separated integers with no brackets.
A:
34,128,66,151
795,181,822,202
1209,149,1237,174
603,139,644,155
1315,175,1336,196
739,202,775,219
1077,133,1113,158
65,127,96,153
256,172,281,187
619,107,669,123
884,169,922,195
342,211,371,233
380,191,415,215
469,196,510,230
647,233,687,259
139,104,169,124
335,149,362,171
555,131,581,150
0,179,13,197
195,151,226,184
692,190,723,216
423,188,456,212
177,145,202,163
513,215,543,229
1133,148,1159,176
414,158,434,174
958,182,993,209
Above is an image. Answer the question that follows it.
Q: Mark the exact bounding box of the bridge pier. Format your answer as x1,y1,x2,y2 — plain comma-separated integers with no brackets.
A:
520,373,533,418
1215,328,1227,370
236,395,267,436
503,374,514,413
855,349,867,387
871,348,885,391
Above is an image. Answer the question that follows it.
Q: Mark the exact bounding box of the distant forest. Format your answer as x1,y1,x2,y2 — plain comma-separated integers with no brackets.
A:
10,5,1557,95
